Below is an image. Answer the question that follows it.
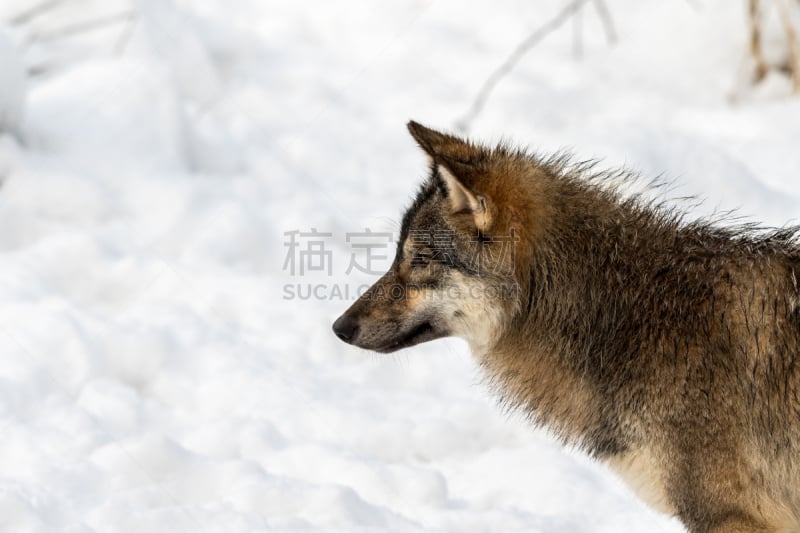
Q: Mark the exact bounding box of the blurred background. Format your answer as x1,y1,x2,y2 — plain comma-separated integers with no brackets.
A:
0,0,798,531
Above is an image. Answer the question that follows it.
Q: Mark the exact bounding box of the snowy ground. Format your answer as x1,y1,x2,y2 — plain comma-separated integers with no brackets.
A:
0,0,799,531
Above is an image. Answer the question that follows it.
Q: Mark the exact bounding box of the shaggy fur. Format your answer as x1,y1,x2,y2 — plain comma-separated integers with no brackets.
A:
333,122,800,532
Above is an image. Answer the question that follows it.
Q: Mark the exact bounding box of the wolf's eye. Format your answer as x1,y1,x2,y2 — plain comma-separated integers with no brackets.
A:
410,251,433,268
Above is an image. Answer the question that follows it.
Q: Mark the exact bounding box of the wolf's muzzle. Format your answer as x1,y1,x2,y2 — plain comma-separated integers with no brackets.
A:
332,314,358,343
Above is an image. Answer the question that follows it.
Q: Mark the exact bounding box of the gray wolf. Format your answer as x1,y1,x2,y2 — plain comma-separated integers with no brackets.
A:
332,121,800,532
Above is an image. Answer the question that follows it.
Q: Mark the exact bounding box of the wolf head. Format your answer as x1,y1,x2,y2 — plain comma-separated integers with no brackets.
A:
332,122,544,355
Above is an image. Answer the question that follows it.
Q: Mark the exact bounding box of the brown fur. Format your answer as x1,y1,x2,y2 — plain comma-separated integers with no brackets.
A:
332,122,800,532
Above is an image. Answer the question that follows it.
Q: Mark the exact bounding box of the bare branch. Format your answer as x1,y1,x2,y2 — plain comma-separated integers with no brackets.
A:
28,11,135,43
114,16,139,56
8,0,64,26
683,0,703,11
749,0,769,83
27,62,57,78
592,0,617,45
455,0,591,132
777,0,800,92
573,6,583,59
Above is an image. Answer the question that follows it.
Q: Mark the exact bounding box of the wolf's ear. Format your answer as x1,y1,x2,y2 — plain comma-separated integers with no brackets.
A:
437,164,490,231
407,121,461,158
407,121,491,229
407,120,481,174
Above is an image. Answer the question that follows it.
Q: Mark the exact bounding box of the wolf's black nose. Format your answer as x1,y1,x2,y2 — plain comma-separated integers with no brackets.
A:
332,314,358,343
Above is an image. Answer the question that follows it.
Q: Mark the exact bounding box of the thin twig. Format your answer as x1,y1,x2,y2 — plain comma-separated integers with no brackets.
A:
592,0,617,45
8,0,64,26
27,62,57,78
114,15,139,56
683,0,702,11
455,0,591,132
749,0,768,83
573,5,584,59
778,0,800,92
29,11,135,43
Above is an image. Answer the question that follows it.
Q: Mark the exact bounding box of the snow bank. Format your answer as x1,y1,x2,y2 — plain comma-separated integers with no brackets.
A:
0,0,797,531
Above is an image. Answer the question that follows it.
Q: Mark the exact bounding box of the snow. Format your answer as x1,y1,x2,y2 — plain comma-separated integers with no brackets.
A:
0,0,798,531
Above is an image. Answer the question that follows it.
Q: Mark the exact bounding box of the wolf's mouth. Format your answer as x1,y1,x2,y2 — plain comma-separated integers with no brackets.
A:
373,320,444,353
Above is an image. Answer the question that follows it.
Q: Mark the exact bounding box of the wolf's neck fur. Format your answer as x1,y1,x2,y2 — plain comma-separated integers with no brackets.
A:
481,166,800,458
